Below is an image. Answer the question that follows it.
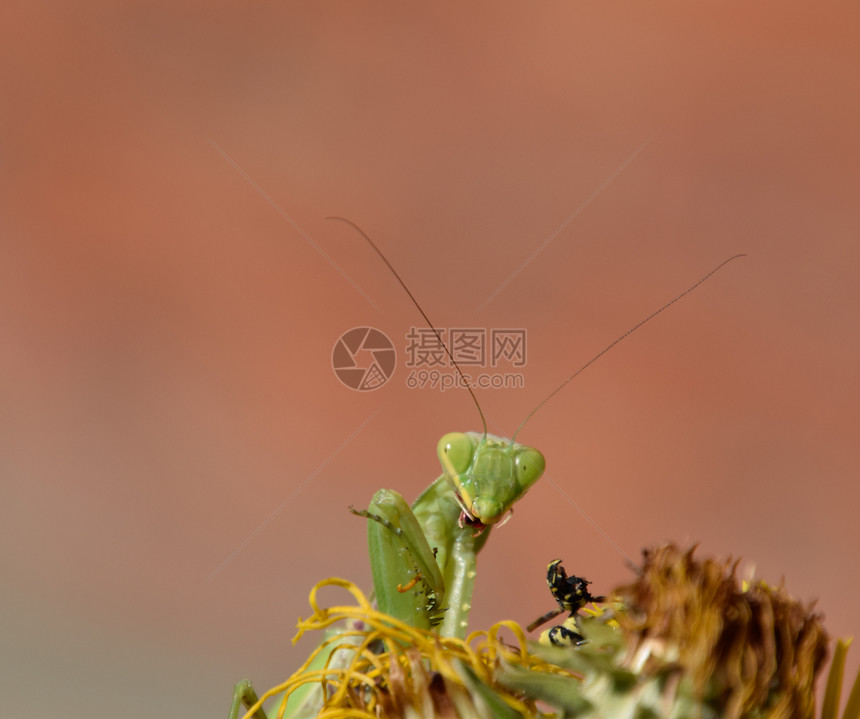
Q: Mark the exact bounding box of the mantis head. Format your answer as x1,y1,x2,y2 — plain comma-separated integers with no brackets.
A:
437,431,546,528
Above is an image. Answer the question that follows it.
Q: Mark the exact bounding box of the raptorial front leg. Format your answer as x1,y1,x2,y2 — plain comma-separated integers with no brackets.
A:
350,488,446,632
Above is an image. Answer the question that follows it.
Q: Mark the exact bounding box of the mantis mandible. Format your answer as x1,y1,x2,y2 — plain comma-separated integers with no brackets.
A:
228,218,744,718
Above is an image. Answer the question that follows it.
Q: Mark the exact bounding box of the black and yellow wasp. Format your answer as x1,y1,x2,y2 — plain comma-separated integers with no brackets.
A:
527,559,604,647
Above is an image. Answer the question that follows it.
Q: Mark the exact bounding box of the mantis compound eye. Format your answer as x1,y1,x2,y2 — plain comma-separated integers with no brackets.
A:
437,432,475,475
514,447,545,493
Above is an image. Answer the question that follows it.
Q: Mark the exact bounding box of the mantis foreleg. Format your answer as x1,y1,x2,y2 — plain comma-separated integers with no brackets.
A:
351,488,444,633
357,445,500,640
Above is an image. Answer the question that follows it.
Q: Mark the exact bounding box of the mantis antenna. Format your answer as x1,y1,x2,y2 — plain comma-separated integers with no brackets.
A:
326,216,489,437
511,253,747,443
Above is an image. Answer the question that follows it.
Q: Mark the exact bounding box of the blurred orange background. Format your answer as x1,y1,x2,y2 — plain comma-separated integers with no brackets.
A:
2,2,858,716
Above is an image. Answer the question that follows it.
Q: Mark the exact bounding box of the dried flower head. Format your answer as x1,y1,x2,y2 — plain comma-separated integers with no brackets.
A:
612,544,829,719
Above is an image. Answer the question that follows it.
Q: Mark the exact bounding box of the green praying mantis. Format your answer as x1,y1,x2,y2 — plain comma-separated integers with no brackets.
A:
228,218,745,719
351,429,546,639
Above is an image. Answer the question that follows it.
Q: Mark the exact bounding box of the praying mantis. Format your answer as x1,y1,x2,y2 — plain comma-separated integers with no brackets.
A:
228,217,744,718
